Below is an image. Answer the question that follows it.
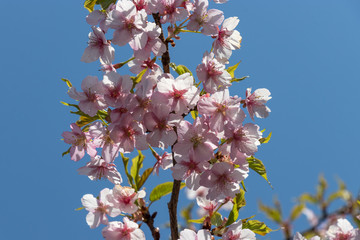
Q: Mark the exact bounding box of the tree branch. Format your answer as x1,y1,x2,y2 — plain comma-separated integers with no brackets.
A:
142,207,160,240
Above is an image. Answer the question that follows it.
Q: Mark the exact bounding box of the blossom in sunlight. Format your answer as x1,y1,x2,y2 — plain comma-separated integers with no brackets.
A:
102,217,145,240
325,218,360,240
245,88,271,121
212,17,242,63
81,26,114,64
293,232,320,240
62,123,97,161
81,188,121,229
223,220,256,240
179,229,212,240
67,76,107,117
77,155,122,184
108,185,146,214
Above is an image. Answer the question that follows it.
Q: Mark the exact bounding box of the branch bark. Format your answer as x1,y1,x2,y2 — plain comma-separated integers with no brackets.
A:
152,13,181,240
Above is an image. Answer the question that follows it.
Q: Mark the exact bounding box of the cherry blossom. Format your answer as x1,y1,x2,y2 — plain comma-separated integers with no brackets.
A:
106,0,147,47
187,0,224,35
154,0,189,24
102,72,133,108
212,17,242,63
153,152,173,175
245,88,272,121
143,104,181,149
131,22,166,60
224,122,262,157
179,229,212,240
196,196,218,216
222,219,256,240
172,150,210,190
174,117,218,162
152,73,200,115
77,155,122,184
81,26,114,64
62,123,97,161
68,76,107,117
325,218,360,240
108,185,146,214
196,51,232,93
81,188,121,229
198,89,244,132
199,162,246,200
102,217,145,240
109,113,148,153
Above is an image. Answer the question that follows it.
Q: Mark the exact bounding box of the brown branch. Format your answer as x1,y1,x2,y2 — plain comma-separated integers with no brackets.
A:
142,207,160,240
152,12,180,240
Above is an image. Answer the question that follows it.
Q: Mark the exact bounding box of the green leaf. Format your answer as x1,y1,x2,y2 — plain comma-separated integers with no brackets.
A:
211,212,223,227
259,132,272,144
316,174,328,200
290,203,305,221
226,61,241,78
357,200,360,206
149,182,186,202
181,203,194,223
327,189,351,204
261,128,266,133
188,216,206,224
170,63,193,76
137,167,153,189
84,0,97,12
62,147,71,157
130,151,144,190
190,110,198,119
242,220,273,236
131,68,147,92
241,181,247,192
226,189,246,226
299,193,318,204
247,156,272,187
62,78,72,88
121,153,134,188
258,201,282,224
76,115,100,127
96,0,116,10
75,207,84,211
231,75,249,83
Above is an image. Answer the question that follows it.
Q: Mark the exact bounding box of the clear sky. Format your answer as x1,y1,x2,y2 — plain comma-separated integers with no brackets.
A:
1,0,360,239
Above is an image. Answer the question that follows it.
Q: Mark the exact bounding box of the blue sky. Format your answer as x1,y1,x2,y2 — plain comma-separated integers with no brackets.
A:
1,0,360,239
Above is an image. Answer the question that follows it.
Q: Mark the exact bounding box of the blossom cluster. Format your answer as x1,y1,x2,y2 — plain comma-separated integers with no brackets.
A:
61,0,274,239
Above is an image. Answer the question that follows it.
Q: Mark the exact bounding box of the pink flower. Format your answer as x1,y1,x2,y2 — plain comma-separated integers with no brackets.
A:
212,17,242,63
187,0,224,35
153,152,173,175
198,89,244,132
81,188,121,229
143,104,181,149
196,51,232,93
245,88,271,121
68,76,107,117
199,162,245,200
109,113,148,153
224,122,262,157
155,0,189,24
102,72,133,108
62,123,97,161
128,57,162,77
89,121,121,163
174,117,218,162
131,22,166,60
102,217,145,240
325,218,360,240
108,185,146,214
81,26,114,64
106,0,147,47
172,150,210,190
152,73,200,115
179,229,212,240
77,155,123,185
222,220,256,240
196,196,218,216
